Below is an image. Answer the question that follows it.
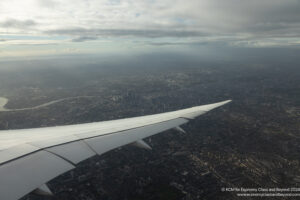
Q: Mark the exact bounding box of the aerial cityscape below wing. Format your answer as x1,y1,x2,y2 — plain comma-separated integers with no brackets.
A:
0,100,231,200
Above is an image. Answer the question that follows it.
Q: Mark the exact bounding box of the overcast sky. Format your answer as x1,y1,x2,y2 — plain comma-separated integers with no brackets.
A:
0,0,300,59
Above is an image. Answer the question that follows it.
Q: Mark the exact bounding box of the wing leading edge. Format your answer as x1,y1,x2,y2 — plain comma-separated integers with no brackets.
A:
0,100,231,200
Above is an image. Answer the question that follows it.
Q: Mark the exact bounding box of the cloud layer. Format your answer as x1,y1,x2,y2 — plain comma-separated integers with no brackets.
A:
0,0,300,48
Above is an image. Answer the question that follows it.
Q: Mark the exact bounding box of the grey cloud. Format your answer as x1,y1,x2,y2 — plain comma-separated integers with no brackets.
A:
150,0,300,42
2,0,300,48
71,36,98,42
17,42,59,46
36,0,59,9
209,0,300,36
148,42,188,46
45,28,207,38
147,41,210,46
0,19,37,29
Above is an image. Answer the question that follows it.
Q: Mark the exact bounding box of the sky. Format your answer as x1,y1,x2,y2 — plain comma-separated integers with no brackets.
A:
0,0,300,60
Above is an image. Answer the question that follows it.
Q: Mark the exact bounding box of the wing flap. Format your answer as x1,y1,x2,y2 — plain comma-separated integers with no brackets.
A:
46,141,96,164
29,135,80,149
0,144,39,164
85,118,188,155
0,151,74,200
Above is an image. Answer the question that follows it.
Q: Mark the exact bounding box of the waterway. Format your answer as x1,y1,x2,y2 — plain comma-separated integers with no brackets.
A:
0,96,95,112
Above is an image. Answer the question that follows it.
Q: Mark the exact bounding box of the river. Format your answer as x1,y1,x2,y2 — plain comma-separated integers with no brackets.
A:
0,97,8,111
0,96,95,112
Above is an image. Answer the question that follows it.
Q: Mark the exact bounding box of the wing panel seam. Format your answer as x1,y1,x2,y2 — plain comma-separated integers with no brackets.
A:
43,149,76,166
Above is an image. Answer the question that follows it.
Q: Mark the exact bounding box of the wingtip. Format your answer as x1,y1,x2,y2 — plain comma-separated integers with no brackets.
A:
220,99,232,105
180,99,232,119
202,99,232,111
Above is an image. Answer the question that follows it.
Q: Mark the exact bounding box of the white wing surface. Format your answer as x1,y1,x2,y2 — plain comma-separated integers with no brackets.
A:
0,100,231,200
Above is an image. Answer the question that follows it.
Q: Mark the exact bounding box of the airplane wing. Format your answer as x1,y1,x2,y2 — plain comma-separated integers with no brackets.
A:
0,100,231,200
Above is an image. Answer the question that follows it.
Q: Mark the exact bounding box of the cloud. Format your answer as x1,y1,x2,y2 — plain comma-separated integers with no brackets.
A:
46,28,207,38
143,41,211,46
36,0,59,9
0,39,60,45
0,0,300,48
0,19,37,29
71,36,98,42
